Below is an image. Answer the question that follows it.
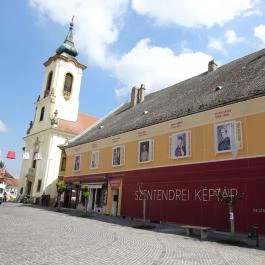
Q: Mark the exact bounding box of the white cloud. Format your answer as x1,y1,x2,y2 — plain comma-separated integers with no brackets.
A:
208,38,227,55
132,0,258,27
0,120,8,133
243,9,262,16
30,0,128,67
114,39,212,98
254,24,265,44
29,1,214,100
225,30,245,44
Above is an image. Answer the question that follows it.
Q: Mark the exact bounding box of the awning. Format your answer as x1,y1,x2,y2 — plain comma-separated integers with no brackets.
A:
109,178,122,189
81,182,106,189
64,174,106,183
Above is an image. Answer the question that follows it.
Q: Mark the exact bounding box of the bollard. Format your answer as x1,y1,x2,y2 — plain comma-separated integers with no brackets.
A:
248,225,259,248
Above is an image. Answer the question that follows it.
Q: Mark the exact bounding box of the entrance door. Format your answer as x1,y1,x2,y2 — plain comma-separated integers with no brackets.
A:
27,181,32,196
88,189,96,211
111,190,119,216
64,190,71,208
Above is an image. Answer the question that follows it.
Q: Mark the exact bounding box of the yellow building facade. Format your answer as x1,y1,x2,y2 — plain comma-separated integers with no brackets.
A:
63,49,265,234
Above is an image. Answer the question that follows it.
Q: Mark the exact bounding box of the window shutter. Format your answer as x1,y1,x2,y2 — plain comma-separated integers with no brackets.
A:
112,148,114,166
137,142,140,163
235,121,243,149
169,135,173,159
90,153,92,168
150,140,154,161
97,151,100,168
121,146,125,165
187,131,191,157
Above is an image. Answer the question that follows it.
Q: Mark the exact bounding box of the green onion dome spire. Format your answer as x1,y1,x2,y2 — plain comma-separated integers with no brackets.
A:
56,17,78,57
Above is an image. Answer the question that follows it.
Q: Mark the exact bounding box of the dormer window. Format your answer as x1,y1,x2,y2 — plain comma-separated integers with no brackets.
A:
40,107,45,121
63,73,73,100
44,71,53,98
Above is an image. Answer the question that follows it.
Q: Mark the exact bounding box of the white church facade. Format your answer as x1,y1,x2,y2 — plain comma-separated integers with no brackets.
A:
19,20,97,204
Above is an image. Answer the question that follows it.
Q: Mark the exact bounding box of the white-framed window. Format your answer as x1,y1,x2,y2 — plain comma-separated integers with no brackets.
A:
214,120,243,154
112,146,125,167
73,155,81,171
91,150,100,169
63,72,73,100
169,131,191,159
138,139,154,163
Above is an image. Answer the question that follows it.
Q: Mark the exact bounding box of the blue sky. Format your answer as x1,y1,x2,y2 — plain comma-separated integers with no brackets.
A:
1,0,265,177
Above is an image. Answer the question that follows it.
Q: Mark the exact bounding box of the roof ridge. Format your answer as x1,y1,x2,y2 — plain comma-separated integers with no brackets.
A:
66,47,265,148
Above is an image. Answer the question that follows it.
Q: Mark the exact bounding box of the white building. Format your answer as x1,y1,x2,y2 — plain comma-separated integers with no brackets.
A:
0,170,18,202
19,20,97,204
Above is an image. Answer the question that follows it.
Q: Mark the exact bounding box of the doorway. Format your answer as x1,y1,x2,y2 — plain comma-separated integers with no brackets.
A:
111,190,119,216
27,181,32,196
88,189,96,211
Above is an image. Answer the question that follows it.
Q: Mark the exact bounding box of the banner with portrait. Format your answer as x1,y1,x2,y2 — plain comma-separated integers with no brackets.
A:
112,146,125,166
170,131,190,159
215,121,242,154
91,150,100,169
138,140,153,163
74,155,81,171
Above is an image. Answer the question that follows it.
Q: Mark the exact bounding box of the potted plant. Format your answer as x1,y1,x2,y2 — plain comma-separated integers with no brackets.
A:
56,180,67,210
82,185,90,217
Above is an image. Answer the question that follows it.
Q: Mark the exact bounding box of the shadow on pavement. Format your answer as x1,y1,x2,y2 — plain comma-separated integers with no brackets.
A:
18,203,265,250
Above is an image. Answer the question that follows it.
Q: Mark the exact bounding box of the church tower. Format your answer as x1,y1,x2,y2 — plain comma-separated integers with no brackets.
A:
19,19,97,202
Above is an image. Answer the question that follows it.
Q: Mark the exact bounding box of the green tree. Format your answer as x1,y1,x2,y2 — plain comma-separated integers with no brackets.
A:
56,180,67,210
82,185,90,216
0,161,6,177
0,160,5,169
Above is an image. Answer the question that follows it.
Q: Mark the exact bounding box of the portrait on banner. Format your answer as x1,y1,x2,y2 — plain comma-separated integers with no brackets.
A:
215,121,238,153
171,131,190,158
74,155,81,171
139,140,152,162
112,146,125,166
91,151,99,169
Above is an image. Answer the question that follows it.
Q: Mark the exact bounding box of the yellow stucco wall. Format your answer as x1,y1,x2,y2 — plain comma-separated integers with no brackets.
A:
106,184,122,216
64,96,265,178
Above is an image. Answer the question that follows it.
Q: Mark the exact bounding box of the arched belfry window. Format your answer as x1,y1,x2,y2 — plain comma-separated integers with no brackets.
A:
44,71,53,98
63,73,73,99
40,107,45,121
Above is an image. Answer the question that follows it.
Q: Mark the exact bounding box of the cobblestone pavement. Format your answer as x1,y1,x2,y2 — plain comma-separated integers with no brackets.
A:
0,203,264,265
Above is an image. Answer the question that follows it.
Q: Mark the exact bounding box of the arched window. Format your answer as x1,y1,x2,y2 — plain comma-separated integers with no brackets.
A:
63,73,73,99
40,107,45,121
44,71,53,97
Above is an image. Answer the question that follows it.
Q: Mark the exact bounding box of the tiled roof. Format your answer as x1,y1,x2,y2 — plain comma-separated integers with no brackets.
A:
57,112,98,135
6,177,18,187
67,48,265,148
0,170,18,187
0,170,13,179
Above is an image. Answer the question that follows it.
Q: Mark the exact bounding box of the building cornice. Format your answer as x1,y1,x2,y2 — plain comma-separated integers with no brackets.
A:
44,54,86,70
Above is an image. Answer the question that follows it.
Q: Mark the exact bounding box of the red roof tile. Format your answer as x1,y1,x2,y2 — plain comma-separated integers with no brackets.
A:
0,169,14,179
6,177,18,187
0,170,18,187
57,113,97,135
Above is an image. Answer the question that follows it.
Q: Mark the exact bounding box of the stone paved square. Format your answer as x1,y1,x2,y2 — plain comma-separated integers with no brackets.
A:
0,203,264,265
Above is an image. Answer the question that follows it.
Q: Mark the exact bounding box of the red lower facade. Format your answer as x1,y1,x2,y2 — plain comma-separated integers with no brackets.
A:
121,157,265,235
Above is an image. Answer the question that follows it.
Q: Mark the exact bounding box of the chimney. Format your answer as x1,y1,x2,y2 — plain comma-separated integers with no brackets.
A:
208,59,218,72
138,84,145,103
131,86,139,107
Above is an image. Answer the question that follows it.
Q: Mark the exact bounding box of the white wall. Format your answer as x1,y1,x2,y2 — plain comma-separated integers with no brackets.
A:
19,54,85,201
20,131,74,199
